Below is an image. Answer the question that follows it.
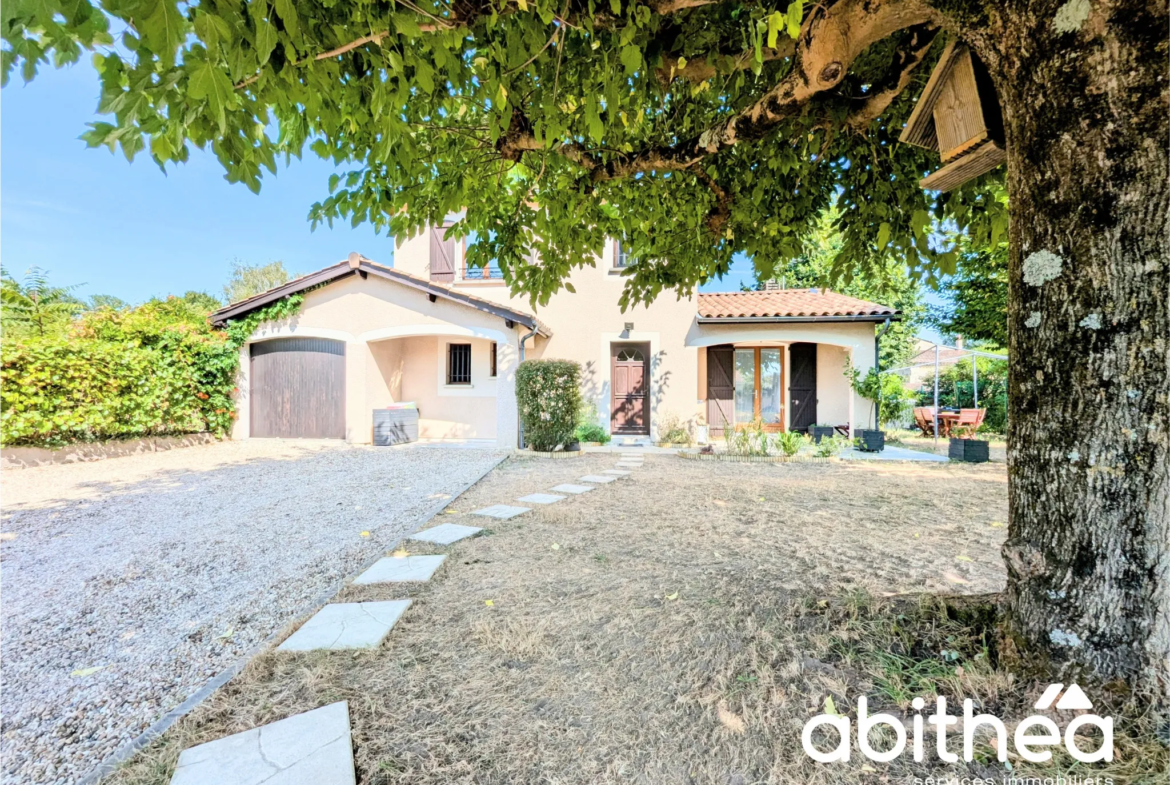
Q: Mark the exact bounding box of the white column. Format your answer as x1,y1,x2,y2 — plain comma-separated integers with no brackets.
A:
346,341,372,444
495,334,520,448
847,347,855,437
231,344,250,440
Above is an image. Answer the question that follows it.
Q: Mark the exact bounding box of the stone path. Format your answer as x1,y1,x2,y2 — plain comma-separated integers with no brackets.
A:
172,452,649,778
409,522,484,544
550,483,595,494
517,493,567,504
471,504,532,519
354,554,447,584
277,601,411,652
170,701,355,785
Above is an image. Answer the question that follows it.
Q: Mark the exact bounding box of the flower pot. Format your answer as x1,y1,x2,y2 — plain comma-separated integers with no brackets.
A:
949,438,989,463
808,426,835,444
856,429,885,452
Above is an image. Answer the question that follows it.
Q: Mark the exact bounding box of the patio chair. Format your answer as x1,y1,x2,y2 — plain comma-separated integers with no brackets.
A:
912,407,936,437
951,408,986,439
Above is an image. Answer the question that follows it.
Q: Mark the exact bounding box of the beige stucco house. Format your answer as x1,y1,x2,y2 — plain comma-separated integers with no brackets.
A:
212,228,898,448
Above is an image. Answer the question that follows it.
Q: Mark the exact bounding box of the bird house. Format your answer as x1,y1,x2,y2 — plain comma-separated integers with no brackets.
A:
900,40,1005,191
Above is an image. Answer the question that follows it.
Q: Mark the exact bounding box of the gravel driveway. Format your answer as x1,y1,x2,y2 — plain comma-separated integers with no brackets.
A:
0,439,505,785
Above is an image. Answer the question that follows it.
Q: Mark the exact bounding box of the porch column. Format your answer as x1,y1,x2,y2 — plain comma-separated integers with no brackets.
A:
495,334,520,448
847,347,855,437
231,344,250,440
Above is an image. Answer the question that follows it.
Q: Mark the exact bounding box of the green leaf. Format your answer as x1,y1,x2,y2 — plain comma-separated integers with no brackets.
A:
394,13,422,38
188,60,234,133
620,45,641,75
767,12,783,50
609,0,621,15
274,0,300,41
141,0,186,66
787,1,803,37
876,222,891,251
249,4,277,66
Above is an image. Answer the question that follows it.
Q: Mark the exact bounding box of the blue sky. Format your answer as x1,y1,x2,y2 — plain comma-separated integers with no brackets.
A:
2,61,757,304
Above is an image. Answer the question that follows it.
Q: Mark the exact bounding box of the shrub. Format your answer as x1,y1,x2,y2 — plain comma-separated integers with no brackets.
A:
575,422,611,444
657,410,692,445
773,431,805,457
516,359,582,451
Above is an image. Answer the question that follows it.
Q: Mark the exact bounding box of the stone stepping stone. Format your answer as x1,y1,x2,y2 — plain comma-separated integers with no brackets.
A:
409,523,483,544
354,555,446,584
579,475,617,484
170,701,354,785
518,493,566,505
615,462,642,469
603,469,632,476
550,483,594,494
471,504,531,520
278,601,411,651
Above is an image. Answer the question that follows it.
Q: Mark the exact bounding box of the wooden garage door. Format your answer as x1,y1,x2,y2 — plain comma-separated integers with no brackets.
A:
250,338,345,438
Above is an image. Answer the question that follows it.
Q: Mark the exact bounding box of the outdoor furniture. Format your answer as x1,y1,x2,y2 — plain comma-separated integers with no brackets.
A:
834,424,851,437
913,407,935,437
937,411,961,437
950,408,986,439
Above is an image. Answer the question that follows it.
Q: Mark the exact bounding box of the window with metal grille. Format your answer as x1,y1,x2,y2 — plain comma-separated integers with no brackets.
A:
489,342,497,377
447,343,471,384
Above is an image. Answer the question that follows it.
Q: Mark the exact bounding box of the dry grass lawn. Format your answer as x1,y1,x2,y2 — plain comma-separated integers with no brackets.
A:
109,454,1163,784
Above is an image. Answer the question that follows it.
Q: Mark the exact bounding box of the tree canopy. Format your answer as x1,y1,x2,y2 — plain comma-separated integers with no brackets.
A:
2,0,1006,307
223,259,293,303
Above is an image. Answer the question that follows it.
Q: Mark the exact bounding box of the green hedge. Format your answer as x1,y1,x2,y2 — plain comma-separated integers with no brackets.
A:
0,294,302,448
516,359,582,451
0,333,236,447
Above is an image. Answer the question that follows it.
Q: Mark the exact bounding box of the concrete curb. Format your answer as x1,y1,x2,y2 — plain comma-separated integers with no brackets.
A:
79,451,510,784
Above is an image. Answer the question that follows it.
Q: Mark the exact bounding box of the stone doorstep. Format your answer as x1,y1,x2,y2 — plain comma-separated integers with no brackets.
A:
170,702,355,785
549,484,594,494
470,504,532,520
517,493,567,504
579,475,617,484
408,523,483,545
277,601,411,652
353,555,447,584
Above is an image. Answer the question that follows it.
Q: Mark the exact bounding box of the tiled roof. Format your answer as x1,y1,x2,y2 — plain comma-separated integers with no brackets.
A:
909,346,968,366
697,290,897,320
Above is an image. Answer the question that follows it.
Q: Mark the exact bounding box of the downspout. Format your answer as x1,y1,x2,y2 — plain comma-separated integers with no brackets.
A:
874,318,893,431
517,325,538,449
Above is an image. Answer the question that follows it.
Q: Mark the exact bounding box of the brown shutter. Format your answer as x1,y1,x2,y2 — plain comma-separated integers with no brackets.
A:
429,226,455,282
706,345,734,436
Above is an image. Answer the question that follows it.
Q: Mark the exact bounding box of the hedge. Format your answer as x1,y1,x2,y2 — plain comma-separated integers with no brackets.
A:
0,334,236,447
515,359,582,451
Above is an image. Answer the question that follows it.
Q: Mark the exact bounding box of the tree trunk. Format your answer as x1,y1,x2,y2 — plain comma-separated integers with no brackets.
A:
966,1,1169,701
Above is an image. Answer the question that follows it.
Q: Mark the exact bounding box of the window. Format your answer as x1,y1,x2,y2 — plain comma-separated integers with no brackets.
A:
616,348,644,362
733,347,784,427
614,241,632,269
489,342,498,377
447,343,471,385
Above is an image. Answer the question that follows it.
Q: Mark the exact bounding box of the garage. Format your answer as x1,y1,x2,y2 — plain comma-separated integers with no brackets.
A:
249,337,346,438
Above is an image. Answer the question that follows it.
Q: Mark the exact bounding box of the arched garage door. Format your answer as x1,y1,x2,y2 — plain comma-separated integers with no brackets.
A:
250,338,345,438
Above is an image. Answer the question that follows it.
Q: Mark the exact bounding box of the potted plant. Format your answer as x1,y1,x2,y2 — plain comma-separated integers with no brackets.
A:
844,363,912,455
808,424,835,444
855,429,886,452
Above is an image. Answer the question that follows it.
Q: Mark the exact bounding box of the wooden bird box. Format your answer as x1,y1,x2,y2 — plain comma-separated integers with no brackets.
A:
900,40,1006,191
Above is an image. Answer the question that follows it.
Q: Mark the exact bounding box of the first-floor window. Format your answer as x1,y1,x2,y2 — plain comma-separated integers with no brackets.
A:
489,342,498,377
733,347,783,425
447,343,471,384
614,241,632,269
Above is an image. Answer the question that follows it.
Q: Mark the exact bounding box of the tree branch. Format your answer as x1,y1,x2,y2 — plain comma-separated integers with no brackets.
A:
656,39,797,84
845,23,939,131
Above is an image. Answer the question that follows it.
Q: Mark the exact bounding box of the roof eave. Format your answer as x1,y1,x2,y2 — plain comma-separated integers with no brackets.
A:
697,314,901,324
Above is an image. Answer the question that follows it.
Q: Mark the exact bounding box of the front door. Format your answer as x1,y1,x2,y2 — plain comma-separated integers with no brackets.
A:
611,343,649,435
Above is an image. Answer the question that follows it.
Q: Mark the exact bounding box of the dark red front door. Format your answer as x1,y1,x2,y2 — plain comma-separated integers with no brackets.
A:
611,344,649,435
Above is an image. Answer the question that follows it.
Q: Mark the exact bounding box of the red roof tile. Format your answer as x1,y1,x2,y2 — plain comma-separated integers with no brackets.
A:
697,290,897,320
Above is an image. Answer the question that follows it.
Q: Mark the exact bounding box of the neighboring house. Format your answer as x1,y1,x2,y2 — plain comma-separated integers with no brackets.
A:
905,337,970,389
211,229,899,447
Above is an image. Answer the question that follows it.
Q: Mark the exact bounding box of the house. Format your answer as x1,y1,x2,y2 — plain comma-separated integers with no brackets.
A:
211,229,899,447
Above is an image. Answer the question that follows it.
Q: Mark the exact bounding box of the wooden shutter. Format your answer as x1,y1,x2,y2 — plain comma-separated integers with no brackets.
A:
429,226,455,282
706,345,734,436
788,342,818,431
